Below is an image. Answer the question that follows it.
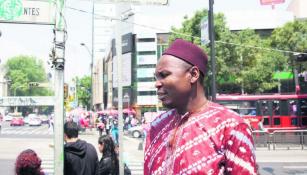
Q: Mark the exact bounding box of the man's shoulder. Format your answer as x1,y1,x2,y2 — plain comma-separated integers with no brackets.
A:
150,109,175,128
206,102,244,123
85,142,97,152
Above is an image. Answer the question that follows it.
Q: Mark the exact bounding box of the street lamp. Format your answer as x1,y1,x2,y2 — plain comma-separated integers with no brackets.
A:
80,43,93,110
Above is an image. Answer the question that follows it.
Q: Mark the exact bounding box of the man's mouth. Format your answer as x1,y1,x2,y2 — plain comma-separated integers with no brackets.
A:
157,92,167,100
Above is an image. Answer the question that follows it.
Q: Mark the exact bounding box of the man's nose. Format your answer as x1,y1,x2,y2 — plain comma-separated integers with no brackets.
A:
155,79,162,88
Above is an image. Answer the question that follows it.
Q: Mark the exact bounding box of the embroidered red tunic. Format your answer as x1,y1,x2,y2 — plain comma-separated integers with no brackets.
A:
144,102,258,175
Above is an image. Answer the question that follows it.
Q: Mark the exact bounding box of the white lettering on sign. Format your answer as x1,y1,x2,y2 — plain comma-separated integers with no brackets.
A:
23,7,40,16
0,96,54,106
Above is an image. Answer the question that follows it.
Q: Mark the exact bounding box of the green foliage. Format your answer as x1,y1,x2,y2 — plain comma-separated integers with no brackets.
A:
168,9,301,94
4,55,52,96
76,76,91,110
270,19,307,70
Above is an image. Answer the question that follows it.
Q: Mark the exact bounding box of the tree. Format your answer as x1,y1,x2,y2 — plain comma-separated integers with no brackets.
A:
76,76,91,110
270,19,307,72
4,55,52,96
169,9,292,94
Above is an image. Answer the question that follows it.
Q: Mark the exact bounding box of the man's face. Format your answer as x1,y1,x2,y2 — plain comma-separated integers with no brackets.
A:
154,55,193,109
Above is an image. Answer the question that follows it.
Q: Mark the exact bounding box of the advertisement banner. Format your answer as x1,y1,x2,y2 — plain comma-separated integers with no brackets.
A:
200,16,209,45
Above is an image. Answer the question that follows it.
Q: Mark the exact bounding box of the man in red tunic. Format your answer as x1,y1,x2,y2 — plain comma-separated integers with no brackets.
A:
144,38,258,175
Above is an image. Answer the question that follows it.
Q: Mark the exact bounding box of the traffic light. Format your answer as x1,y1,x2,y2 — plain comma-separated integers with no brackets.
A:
296,53,307,62
64,83,68,99
29,82,39,87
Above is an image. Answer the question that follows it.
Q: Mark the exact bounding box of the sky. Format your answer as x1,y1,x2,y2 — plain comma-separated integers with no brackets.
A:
0,0,292,81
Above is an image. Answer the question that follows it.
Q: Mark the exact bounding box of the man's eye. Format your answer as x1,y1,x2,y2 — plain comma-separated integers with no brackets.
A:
154,72,168,80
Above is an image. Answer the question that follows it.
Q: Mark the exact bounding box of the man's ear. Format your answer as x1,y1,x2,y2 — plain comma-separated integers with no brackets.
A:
190,66,200,84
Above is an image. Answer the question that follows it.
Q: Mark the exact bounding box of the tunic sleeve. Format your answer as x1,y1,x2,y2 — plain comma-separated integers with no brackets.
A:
224,122,259,175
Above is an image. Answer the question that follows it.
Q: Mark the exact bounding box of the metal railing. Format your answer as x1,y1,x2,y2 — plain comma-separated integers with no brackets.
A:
252,130,307,150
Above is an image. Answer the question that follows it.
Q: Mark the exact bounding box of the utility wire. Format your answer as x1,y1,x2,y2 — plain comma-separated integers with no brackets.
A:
66,5,305,55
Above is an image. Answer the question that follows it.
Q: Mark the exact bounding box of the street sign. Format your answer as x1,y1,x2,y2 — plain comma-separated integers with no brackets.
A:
0,0,55,25
0,96,54,106
101,0,168,5
200,16,209,45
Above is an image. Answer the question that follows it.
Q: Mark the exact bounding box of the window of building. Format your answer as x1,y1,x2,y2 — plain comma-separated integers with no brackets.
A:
137,77,155,82
137,38,155,42
137,91,157,96
138,51,156,55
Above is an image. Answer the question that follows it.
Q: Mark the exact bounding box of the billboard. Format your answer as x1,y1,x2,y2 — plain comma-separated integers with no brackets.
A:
0,96,54,106
260,0,285,5
102,0,168,5
112,53,132,87
0,0,55,25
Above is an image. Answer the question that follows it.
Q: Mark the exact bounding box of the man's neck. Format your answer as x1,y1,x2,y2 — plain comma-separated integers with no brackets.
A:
177,87,208,115
65,137,79,143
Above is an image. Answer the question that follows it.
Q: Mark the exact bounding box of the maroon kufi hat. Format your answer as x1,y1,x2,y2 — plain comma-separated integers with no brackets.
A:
162,38,208,76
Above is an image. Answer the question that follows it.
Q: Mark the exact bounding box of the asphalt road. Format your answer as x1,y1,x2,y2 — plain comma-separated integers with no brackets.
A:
0,121,52,138
1,127,307,175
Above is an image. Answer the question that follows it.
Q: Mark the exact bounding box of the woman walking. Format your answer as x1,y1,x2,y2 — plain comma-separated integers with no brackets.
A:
96,135,119,175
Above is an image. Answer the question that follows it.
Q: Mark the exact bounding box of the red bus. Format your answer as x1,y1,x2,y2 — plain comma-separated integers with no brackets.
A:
216,94,307,132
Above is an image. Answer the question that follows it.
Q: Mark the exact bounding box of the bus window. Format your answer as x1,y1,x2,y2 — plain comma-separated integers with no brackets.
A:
272,100,280,115
274,118,281,125
219,101,256,116
289,100,298,116
291,117,298,126
299,99,307,116
280,100,289,115
263,118,269,125
260,101,270,116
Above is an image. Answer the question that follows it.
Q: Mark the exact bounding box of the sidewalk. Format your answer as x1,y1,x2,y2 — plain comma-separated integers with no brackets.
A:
256,148,307,163
79,129,144,162
80,130,307,164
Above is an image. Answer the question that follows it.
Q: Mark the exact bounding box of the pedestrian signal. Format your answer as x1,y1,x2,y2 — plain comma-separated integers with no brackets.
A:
296,53,307,62
29,82,39,87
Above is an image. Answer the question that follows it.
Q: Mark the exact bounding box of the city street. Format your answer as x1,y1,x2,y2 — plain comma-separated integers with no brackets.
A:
1,125,307,175
0,128,144,175
0,121,52,138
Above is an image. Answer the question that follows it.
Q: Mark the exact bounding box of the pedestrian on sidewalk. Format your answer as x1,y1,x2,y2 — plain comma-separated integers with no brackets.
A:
15,149,45,175
96,135,119,175
111,120,119,145
64,121,98,175
96,135,131,175
144,38,258,175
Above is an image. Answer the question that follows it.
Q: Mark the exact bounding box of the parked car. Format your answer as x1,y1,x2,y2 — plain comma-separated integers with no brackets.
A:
39,114,49,124
28,114,42,126
3,114,13,121
10,116,25,126
28,117,42,126
128,125,144,138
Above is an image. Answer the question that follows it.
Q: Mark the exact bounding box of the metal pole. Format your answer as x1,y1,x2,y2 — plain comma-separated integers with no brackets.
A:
209,0,216,101
115,4,124,175
91,0,94,111
53,0,65,174
54,68,64,175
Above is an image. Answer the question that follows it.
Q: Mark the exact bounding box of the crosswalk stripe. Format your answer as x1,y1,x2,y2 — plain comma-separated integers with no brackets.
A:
126,162,143,175
0,125,51,135
41,159,54,175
